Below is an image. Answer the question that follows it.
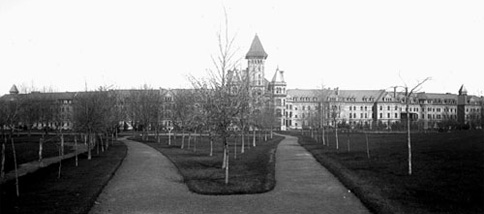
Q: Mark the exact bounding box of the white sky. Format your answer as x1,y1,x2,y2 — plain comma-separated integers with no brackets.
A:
1,0,483,96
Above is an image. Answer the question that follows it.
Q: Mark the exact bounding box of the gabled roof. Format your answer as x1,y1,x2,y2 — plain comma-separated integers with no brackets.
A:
245,34,268,59
287,89,330,100
416,92,457,100
330,90,385,102
271,68,285,83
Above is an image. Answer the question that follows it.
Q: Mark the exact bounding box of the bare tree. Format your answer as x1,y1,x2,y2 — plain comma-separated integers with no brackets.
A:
0,95,23,196
329,100,342,150
171,89,197,149
395,77,431,175
189,8,248,184
72,90,109,160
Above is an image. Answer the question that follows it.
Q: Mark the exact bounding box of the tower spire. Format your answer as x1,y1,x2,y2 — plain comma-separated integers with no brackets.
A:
246,34,268,59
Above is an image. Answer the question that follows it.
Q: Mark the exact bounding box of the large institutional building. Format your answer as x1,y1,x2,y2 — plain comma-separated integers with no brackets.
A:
2,35,483,131
243,35,483,131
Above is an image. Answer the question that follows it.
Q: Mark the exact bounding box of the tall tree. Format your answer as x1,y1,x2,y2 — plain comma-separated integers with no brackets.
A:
190,8,247,184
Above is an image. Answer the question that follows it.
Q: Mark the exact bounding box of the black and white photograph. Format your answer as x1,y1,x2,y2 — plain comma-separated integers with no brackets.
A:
1,0,483,213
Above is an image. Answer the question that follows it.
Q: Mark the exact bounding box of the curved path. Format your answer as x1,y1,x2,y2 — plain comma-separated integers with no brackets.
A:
89,135,370,214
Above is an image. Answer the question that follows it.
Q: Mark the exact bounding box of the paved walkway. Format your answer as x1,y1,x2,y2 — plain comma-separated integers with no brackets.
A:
89,135,370,214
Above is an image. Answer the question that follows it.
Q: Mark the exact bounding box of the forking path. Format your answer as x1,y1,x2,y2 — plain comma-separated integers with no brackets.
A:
89,134,370,214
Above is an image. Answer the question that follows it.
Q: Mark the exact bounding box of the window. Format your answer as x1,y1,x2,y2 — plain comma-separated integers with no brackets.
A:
365,106,367,111
388,113,390,118
361,113,363,118
395,113,398,118
349,114,352,119
387,106,390,111
354,113,357,118
395,106,398,110
380,113,383,118
302,106,305,111
380,106,382,110
365,113,368,118
308,106,311,111
349,106,352,111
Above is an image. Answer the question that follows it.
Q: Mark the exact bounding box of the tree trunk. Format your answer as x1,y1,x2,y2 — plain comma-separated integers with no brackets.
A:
241,129,245,154
87,133,92,160
11,137,20,197
252,129,256,147
39,136,44,167
209,137,213,157
365,132,370,159
96,134,99,155
168,131,172,145
188,132,191,149
58,134,64,179
100,134,105,152
322,127,326,145
193,131,197,152
222,146,227,169
181,130,185,149
224,138,229,185
1,138,5,179
156,128,160,143
407,99,412,175
75,135,78,167
335,126,339,150
234,134,237,159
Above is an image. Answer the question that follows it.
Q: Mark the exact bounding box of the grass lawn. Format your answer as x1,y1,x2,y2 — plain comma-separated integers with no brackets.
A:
1,134,76,173
290,130,484,214
131,133,284,195
0,140,127,214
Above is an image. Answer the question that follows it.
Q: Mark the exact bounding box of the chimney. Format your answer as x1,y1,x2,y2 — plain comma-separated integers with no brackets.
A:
335,87,339,96
393,86,397,98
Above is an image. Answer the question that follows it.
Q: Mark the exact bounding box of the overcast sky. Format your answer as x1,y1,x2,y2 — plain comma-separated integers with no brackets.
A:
1,0,483,96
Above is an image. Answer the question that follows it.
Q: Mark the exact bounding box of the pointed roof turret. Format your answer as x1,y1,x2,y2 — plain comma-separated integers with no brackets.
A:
459,84,468,95
246,34,268,59
9,84,19,94
271,67,285,83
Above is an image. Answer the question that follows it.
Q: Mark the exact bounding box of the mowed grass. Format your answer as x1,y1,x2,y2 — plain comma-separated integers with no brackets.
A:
291,130,484,214
131,133,284,195
0,134,75,173
0,140,127,214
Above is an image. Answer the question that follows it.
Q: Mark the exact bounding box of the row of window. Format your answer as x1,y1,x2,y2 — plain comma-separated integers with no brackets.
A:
350,106,371,111
350,113,371,119
292,97,318,102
